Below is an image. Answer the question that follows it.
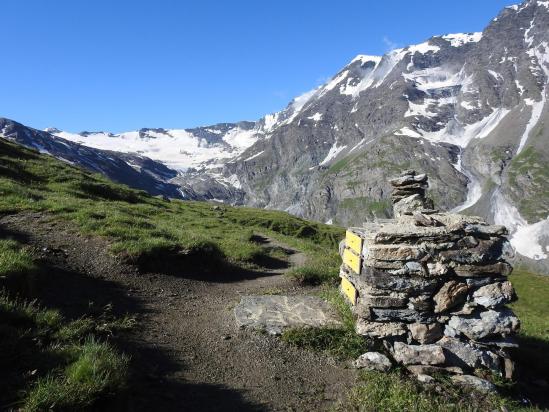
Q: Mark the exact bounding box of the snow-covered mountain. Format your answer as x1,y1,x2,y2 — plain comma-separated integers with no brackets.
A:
220,0,549,271
1,0,548,271
48,122,260,172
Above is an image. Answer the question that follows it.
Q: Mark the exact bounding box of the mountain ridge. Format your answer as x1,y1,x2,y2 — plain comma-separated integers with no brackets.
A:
1,0,548,271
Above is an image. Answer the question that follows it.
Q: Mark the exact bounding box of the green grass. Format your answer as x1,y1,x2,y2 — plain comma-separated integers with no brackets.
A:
24,338,128,412
0,236,132,410
508,269,549,407
510,269,549,341
0,138,344,280
336,370,521,412
0,239,36,279
339,197,392,220
285,251,341,285
507,147,549,222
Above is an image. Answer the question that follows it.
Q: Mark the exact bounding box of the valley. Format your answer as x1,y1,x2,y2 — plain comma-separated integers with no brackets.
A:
2,0,548,272
1,1,549,410
1,120,548,411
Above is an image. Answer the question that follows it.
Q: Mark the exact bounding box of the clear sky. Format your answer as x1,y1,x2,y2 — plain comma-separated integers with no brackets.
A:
1,0,515,132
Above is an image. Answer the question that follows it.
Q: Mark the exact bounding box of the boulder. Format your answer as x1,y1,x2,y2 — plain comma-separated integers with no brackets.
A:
393,342,445,365
433,281,468,313
389,261,427,276
463,224,507,237
394,194,427,217
416,374,435,384
413,212,442,227
408,322,443,344
354,352,392,371
472,281,515,308
450,375,496,393
447,309,520,340
366,244,425,261
453,262,512,277
361,266,439,292
436,336,500,371
427,261,449,276
408,295,432,311
361,294,408,308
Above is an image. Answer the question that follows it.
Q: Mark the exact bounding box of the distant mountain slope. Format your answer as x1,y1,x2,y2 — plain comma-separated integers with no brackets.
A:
0,118,184,198
1,0,547,270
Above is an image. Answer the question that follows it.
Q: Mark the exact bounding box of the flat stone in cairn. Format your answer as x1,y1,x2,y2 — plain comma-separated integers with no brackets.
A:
234,295,341,335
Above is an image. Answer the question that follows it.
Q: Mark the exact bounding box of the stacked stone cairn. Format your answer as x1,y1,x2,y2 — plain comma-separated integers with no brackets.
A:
339,170,519,392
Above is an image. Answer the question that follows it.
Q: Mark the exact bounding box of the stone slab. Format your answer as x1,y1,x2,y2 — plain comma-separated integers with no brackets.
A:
234,295,341,335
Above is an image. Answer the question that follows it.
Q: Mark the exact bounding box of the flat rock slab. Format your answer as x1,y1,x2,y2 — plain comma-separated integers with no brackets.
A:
234,295,341,335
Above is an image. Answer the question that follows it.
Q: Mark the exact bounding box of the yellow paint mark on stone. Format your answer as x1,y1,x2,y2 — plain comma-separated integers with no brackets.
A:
340,276,357,305
343,248,361,274
345,230,363,255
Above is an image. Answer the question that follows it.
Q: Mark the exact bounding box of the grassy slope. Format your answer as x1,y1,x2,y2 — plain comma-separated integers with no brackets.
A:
2,139,549,410
0,138,344,409
0,238,132,411
0,138,343,281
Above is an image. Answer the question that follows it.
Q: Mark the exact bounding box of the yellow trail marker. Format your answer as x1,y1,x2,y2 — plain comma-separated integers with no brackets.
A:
340,276,357,305
343,248,361,274
345,230,363,255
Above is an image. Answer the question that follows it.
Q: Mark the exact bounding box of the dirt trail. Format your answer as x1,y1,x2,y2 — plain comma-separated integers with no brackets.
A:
0,212,356,411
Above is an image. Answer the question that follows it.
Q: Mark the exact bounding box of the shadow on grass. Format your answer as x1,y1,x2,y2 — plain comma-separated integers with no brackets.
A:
133,244,291,283
511,334,549,410
0,225,263,412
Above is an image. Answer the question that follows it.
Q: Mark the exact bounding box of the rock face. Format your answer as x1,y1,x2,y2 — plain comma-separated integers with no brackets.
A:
341,173,519,385
234,295,341,335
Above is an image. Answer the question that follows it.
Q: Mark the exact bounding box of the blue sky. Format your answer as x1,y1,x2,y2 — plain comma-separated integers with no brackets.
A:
1,0,514,132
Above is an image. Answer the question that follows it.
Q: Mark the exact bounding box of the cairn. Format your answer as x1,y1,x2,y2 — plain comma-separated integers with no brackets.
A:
339,171,519,390
390,169,434,217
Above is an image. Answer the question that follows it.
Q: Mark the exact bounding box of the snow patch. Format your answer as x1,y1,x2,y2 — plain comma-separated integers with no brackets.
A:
408,41,440,54
441,32,482,47
319,142,347,166
395,127,422,138
227,174,242,189
52,126,260,171
516,43,549,154
420,107,511,147
244,150,264,162
308,113,323,121
460,100,477,110
487,70,503,81
451,151,482,212
492,190,548,260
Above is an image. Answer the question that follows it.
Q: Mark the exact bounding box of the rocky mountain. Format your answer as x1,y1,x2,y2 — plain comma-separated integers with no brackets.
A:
221,0,549,270
1,0,547,270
